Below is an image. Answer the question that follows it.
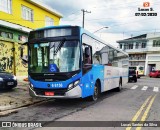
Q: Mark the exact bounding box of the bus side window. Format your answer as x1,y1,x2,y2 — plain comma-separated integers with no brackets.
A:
83,44,92,65
84,47,91,64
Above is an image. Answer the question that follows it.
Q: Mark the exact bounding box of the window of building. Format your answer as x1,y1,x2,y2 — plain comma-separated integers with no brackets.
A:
18,35,28,42
119,44,123,49
153,40,160,47
153,40,156,47
124,43,129,50
45,16,54,27
126,44,129,49
141,42,146,48
0,0,12,14
0,31,13,39
124,44,126,50
148,56,160,60
135,42,139,49
129,54,146,60
22,5,33,21
129,43,133,49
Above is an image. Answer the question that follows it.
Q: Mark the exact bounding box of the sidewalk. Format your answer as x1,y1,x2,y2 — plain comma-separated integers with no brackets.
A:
0,77,46,116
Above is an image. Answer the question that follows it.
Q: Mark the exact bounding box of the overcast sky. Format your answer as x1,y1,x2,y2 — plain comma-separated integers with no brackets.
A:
34,0,160,47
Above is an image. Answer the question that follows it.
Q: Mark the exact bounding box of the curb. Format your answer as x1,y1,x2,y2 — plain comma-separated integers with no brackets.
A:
0,99,49,116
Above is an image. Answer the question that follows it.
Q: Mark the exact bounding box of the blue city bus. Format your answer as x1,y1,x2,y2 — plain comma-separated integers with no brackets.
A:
22,25,129,101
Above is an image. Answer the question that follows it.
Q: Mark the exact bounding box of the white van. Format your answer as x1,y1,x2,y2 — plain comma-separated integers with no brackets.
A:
129,66,144,78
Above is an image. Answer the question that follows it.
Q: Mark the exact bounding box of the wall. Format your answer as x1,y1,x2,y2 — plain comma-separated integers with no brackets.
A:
14,43,28,76
0,0,61,29
145,53,160,75
0,41,14,73
0,26,28,76
0,0,62,76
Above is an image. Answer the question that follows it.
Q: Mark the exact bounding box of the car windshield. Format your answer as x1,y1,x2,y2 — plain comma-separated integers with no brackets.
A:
129,70,136,74
29,40,80,73
139,67,144,70
129,67,136,70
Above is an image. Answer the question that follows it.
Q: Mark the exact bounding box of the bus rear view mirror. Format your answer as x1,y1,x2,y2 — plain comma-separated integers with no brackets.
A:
85,47,90,58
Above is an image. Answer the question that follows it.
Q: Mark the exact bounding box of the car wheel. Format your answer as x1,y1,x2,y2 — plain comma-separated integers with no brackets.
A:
134,78,137,82
128,79,130,83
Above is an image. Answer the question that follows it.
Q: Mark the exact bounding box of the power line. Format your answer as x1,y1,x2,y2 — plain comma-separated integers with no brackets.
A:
63,10,81,19
62,12,82,21
1,17,160,33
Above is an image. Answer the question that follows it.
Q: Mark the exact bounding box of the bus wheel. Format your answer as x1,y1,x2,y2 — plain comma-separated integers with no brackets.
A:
89,82,100,101
116,77,122,92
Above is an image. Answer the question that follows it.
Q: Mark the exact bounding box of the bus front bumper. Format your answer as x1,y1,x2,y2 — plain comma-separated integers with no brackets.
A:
29,85,82,98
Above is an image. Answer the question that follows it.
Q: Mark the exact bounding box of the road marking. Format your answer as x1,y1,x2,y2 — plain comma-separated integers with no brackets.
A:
126,96,152,130
131,85,138,89
131,86,159,93
141,86,148,91
153,87,159,92
136,95,157,130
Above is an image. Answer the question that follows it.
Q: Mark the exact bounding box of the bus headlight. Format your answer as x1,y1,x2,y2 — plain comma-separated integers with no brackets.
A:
30,83,34,90
68,83,74,90
68,80,80,91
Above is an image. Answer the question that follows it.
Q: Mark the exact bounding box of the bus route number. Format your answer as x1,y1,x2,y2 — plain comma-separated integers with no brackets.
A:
51,83,63,88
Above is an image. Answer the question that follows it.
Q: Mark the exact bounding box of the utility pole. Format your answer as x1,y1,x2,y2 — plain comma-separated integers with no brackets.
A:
81,9,91,28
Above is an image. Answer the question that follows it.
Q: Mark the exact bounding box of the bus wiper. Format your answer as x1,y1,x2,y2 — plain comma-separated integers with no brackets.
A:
54,38,66,55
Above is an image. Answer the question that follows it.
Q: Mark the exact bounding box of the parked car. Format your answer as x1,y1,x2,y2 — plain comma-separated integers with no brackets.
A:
129,66,144,78
0,69,17,90
149,70,160,78
128,69,137,82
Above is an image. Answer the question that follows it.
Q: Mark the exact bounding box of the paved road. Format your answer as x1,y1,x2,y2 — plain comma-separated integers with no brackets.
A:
0,77,160,130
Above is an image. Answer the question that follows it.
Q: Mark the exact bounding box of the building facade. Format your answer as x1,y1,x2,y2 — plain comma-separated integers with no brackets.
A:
0,0,62,29
117,33,160,75
0,0,62,76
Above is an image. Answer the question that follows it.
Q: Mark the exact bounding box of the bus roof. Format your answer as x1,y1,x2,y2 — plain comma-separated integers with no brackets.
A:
33,25,128,56
35,25,73,31
80,27,128,56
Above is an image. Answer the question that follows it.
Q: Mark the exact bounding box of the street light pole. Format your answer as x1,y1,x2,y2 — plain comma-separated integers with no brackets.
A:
93,27,108,33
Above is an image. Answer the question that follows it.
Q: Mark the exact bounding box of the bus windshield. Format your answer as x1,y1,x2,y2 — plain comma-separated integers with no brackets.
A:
29,40,80,73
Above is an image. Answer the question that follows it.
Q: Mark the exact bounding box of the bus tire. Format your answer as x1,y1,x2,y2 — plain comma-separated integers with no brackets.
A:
89,82,100,101
116,77,122,92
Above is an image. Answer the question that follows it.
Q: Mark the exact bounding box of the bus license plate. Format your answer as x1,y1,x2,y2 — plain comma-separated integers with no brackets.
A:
45,92,54,96
7,82,14,85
